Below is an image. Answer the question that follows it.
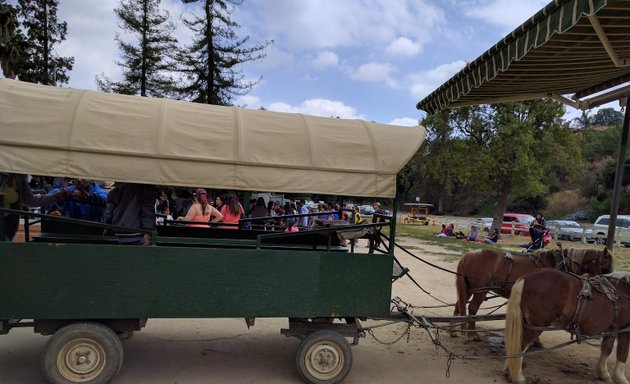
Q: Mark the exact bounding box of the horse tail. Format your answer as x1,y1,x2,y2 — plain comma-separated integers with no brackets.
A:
506,278,525,383
454,255,469,316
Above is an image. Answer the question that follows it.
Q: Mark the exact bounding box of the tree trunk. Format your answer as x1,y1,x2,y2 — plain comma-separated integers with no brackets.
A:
140,0,148,97
205,0,214,104
43,2,50,84
492,180,511,238
437,195,444,214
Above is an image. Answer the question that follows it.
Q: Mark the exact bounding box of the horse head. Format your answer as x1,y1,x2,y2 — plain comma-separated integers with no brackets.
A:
565,247,614,275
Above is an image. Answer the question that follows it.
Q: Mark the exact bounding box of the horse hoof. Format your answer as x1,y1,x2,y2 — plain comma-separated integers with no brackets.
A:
449,331,459,338
596,368,611,382
471,334,482,342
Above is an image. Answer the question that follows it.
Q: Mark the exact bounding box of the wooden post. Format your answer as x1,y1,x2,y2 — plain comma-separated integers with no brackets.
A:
606,97,630,250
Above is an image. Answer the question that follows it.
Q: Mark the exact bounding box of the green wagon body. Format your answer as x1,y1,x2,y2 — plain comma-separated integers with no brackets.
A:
0,242,393,320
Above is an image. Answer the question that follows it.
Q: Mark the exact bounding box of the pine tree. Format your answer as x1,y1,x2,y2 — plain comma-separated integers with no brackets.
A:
179,0,271,105
97,0,178,97
17,0,73,85
0,1,27,79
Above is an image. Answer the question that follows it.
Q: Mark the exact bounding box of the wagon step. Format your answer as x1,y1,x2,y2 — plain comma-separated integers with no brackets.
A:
0,319,32,335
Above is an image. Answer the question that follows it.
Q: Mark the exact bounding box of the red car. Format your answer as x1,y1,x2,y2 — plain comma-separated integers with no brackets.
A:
501,213,535,236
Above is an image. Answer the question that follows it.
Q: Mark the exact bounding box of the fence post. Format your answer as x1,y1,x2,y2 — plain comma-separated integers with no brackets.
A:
582,227,586,244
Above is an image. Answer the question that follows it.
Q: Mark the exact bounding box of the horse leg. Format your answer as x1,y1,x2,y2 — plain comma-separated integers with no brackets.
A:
451,275,471,338
613,333,630,384
467,292,486,341
597,335,615,382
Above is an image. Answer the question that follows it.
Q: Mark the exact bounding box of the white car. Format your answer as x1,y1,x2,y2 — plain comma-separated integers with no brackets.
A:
472,217,493,232
592,215,630,246
546,220,594,242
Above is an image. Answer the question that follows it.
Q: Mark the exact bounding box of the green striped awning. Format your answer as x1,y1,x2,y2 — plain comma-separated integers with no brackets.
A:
417,0,630,114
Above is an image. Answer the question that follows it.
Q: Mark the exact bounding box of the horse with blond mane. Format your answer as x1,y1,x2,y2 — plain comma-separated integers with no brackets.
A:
505,269,630,384
453,247,613,340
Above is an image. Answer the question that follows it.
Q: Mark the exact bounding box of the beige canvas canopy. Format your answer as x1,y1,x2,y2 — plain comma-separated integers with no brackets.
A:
0,79,424,198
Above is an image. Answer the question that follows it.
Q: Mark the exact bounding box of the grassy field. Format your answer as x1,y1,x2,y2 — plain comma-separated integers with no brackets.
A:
395,223,630,270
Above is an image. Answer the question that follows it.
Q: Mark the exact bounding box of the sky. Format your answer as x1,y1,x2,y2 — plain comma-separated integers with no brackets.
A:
4,0,606,126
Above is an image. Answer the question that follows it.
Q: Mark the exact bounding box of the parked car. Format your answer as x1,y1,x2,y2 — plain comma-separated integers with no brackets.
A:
472,217,493,232
592,214,630,245
501,213,535,236
358,205,375,215
546,220,594,242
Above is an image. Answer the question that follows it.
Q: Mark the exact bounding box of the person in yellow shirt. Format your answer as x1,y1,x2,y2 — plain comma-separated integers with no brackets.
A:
1,173,67,241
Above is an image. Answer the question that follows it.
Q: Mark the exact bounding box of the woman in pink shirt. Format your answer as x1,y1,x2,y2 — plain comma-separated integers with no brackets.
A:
178,188,223,227
220,194,244,229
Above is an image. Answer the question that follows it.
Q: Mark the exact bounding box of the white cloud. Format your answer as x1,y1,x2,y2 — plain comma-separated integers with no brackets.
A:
409,60,467,100
258,44,295,69
350,62,398,88
236,95,262,108
389,117,419,126
464,0,549,29
267,99,364,119
385,37,422,58
246,0,445,51
312,51,339,70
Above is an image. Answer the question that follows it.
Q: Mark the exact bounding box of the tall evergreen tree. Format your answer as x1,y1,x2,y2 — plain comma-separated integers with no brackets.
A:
179,0,270,105
0,1,27,79
17,0,73,85
96,0,178,97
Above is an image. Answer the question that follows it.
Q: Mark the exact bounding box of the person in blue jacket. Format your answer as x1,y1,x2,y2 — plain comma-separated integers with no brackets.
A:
48,179,109,222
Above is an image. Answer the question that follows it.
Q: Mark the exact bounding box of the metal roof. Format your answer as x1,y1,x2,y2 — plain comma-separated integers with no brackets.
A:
417,0,630,114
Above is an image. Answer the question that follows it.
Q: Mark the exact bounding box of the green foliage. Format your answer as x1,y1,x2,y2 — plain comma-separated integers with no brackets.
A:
16,0,73,85
0,1,27,79
404,99,583,218
592,108,624,127
581,125,623,162
96,0,178,97
177,0,271,105
597,159,630,189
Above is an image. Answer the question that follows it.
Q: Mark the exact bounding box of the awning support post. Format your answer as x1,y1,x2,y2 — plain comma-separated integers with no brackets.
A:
389,197,398,253
551,94,581,110
588,15,629,68
606,97,630,250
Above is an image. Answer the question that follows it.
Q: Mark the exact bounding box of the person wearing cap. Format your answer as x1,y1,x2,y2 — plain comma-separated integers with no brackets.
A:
178,188,223,227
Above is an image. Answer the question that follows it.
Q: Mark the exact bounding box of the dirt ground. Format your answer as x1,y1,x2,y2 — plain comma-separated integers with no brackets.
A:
0,235,616,383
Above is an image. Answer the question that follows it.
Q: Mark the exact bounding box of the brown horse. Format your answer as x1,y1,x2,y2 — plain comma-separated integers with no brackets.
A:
453,247,614,340
506,269,630,384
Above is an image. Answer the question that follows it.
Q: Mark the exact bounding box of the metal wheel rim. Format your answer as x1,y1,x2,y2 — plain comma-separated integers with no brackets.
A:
57,337,107,382
304,339,344,380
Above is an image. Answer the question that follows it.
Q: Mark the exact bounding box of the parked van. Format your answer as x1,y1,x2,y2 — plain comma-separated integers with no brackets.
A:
593,214,630,245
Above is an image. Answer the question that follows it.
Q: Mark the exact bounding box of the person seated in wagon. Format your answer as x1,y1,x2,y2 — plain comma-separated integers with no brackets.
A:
177,188,223,227
1,173,68,242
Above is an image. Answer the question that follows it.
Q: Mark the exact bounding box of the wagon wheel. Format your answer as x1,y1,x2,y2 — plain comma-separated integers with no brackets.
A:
42,322,123,384
296,330,352,384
